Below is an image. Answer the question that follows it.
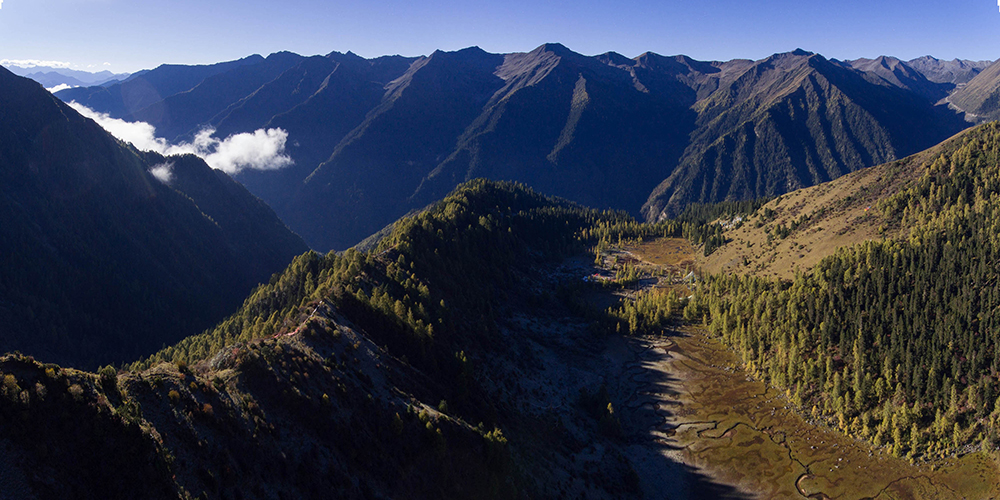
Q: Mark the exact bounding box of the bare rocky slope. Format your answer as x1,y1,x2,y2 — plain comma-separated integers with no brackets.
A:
948,57,1000,122
57,45,972,251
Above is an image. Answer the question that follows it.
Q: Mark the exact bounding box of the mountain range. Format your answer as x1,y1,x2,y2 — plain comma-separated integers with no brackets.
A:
6,116,1000,496
3,64,130,89
0,67,307,368
7,40,1000,495
56,45,989,251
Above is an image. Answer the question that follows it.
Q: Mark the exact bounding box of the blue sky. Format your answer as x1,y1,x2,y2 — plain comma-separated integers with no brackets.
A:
1,0,999,73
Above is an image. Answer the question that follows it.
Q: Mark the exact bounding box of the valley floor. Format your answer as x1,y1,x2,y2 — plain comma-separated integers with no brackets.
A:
598,239,1000,499
618,327,1000,499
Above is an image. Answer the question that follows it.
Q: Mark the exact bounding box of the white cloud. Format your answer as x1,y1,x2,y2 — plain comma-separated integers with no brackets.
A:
47,83,74,93
67,102,294,174
149,163,174,184
203,129,294,173
1,59,72,69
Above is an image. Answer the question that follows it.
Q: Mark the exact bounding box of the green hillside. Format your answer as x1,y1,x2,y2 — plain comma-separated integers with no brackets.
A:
632,122,1000,458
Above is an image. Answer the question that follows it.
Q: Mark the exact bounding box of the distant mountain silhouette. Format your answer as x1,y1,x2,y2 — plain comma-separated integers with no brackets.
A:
905,56,992,86
56,55,264,118
56,45,973,250
20,71,89,89
125,52,307,141
4,65,129,87
840,56,951,101
0,67,307,368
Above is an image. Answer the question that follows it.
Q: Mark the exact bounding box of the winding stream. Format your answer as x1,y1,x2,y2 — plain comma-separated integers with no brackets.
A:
620,327,1000,499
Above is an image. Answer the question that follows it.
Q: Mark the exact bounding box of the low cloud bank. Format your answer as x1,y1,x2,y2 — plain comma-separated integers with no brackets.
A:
47,83,74,93
68,102,293,175
1,58,72,69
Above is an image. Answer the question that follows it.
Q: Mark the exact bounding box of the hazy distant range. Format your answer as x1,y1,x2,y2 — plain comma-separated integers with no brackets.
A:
3,64,130,89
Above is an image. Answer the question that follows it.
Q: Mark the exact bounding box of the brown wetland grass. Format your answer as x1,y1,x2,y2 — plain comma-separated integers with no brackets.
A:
622,238,1000,499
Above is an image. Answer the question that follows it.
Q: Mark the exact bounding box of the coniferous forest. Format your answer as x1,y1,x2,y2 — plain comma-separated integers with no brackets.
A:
8,48,1000,496
621,122,1000,459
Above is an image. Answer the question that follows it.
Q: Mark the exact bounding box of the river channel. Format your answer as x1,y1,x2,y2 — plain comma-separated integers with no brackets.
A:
618,325,1000,499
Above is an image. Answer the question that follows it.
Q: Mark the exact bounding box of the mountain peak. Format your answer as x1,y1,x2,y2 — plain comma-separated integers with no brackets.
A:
532,42,576,57
326,50,369,65
419,46,500,71
596,51,633,67
753,49,822,72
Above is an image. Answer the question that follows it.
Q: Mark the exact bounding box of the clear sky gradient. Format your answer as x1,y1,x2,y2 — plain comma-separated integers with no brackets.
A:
1,0,998,73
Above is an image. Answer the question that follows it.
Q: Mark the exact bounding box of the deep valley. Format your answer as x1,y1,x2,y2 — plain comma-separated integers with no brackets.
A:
3,39,1000,499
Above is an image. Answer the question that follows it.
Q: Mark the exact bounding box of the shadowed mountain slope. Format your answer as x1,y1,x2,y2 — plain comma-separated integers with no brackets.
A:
125,52,306,141
948,58,1000,122
56,45,972,251
642,50,969,221
905,55,992,86
223,52,418,215
0,180,737,499
55,55,264,118
0,67,307,368
842,55,951,100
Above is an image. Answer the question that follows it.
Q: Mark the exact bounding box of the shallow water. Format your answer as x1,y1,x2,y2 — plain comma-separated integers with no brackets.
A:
623,327,1000,499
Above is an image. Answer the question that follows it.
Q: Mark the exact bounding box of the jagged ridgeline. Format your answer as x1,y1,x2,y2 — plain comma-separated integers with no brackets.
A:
630,122,1000,458
134,179,666,370
0,180,684,499
57,46,974,252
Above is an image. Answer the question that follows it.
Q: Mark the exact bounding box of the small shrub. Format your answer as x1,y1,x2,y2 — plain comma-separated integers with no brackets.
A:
2,374,18,399
168,390,181,404
98,365,117,389
67,384,84,402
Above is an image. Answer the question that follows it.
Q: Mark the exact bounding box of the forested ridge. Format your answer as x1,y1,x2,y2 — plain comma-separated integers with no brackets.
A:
134,178,753,374
7,135,1000,495
6,180,680,499
137,181,621,370
624,122,1000,459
